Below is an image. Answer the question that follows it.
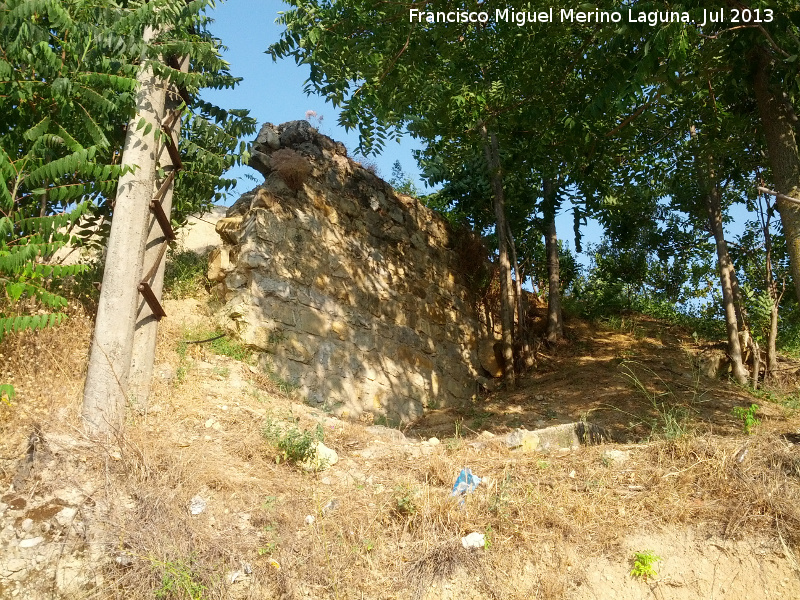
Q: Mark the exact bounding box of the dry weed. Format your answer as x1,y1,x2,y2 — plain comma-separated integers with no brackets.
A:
271,149,312,191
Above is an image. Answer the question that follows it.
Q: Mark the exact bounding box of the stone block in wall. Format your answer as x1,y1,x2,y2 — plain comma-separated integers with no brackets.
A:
330,320,350,342
239,242,271,269
239,324,274,350
414,317,432,338
396,326,421,348
296,307,329,337
225,271,248,290
430,324,447,343
392,397,424,423
388,205,404,224
251,272,293,301
380,302,405,326
410,232,427,250
207,247,230,282
478,339,504,378
445,376,472,399
296,287,345,316
312,374,360,409
426,305,447,326
278,332,318,364
337,194,359,217
362,381,389,413
258,298,296,327
405,370,427,390
309,339,337,371
429,370,441,397
254,211,284,244
396,345,435,371
361,361,384,383
255,122,281,150
353,329,376,352
328,254,350,279
293,208,323,235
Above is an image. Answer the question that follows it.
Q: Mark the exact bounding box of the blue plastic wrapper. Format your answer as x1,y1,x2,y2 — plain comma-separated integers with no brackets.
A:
451,467,481,497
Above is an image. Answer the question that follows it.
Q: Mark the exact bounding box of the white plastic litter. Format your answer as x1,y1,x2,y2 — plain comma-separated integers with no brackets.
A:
461,532,486,549
189,495,207,515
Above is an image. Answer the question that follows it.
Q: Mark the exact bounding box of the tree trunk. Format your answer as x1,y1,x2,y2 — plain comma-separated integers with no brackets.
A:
506,223,524,333
767,302,778,376
705,183,750,385
543,178,563,342
128,55,188,408
754,190,781,379
753,52,800,301
507,223,534,368
82,27,167,436
479,122,515,387
751,338,761,389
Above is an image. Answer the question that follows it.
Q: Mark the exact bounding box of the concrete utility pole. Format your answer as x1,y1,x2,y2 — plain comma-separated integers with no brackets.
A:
128,55,189,407
82,27,168,436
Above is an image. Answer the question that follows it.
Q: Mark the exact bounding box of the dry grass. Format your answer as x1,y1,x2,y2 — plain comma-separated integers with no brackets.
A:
271,149,313,191
3,297,800,599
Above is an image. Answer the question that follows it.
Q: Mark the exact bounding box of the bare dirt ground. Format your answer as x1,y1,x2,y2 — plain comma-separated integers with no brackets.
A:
2,297,800,599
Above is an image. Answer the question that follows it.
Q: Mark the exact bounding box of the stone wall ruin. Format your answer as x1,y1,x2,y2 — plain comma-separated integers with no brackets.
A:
211,121,490,423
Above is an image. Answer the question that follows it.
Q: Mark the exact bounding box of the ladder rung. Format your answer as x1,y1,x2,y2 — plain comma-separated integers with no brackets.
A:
140,239,171,284
149,198,176,241
153,170,176,202
137,281,167,320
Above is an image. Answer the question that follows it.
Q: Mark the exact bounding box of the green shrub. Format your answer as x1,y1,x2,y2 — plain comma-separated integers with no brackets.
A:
263,419,324,465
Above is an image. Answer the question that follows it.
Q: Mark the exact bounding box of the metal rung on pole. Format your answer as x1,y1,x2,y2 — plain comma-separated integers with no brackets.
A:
161,108,182,132
150,198,176,240
137,281,167,320
162,124,182,170
153,170,176,202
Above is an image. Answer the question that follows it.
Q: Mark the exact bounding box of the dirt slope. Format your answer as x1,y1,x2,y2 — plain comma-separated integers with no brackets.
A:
2,298,800,599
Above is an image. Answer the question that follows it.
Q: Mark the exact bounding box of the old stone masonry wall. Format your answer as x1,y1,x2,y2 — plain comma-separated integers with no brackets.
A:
211,121,486,423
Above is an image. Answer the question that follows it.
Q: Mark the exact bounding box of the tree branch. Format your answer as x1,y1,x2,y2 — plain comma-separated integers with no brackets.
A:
758,187,800,205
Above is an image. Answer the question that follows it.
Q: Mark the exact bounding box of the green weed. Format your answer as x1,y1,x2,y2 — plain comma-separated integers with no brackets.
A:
732,404,761,435
152,555,207,600
212,366,230,378
446,419,464,451
208,334,253,363
175,340,190,384
393,483,418,516
373,414,401,429
488,472,512,523
630,550,660,581
484,525,494,549
164,250,209,299
264,419,324,465
257,542,278,556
